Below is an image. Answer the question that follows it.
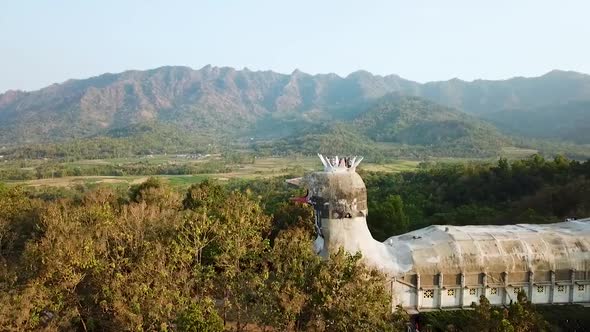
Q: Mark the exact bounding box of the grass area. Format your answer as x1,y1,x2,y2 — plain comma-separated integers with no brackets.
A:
17,175,205,188
70,154,223,166
359,160,420,172
5,156,423,188
164,174,211,187
500,146,538,159
16,176,147,188
13,152,548,189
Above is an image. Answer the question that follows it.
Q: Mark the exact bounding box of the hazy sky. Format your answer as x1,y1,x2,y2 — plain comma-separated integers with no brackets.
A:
1,0,590,92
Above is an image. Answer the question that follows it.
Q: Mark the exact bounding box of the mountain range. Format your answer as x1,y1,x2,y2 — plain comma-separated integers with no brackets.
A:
0,65,589,157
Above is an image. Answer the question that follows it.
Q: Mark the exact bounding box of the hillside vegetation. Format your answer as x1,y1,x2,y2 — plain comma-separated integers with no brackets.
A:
355,96,508,150
483,100,590,144
1,66,590,159
1,95,517,160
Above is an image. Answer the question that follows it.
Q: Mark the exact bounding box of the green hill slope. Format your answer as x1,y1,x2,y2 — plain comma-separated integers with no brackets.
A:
1,66,589,158
482,101,590,144
251,96,510,158
354,96,509,150
2,66,590,146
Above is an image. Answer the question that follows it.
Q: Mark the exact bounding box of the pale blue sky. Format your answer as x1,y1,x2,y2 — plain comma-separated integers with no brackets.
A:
1,0,589,92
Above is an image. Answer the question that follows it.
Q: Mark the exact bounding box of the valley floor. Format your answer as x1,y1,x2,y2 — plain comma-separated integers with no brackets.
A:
3,156,421,188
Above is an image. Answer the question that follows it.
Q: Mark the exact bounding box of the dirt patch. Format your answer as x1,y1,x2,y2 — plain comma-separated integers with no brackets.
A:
22,176,134,187
130,177,149,184
96,178,127,184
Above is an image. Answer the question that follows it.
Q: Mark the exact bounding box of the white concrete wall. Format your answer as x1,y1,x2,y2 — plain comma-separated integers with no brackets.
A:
406,284,590,309
486,287,504,305
441,288,461,307
421,288,439,309
553,285,570,303
463,287,481,306
531,285,551,303
574,284,590,302
391,275,590,309
396,284,417,308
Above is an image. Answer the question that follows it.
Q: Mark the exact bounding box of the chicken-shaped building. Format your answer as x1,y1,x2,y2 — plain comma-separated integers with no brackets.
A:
290,154,590,310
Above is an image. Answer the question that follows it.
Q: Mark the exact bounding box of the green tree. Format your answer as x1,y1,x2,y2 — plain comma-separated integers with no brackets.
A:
176,299,223,332
214,191,271,331
270,202,315,242
368,194,410,241
305,249,398,332
507,291,549,332
128,177,181,210
182,180,226,211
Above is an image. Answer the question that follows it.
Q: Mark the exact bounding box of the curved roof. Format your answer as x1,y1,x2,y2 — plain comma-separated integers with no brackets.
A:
384,218,590,276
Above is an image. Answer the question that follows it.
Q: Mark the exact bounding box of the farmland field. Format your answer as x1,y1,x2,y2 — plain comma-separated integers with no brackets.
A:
3,156,423,188
1,147,538,189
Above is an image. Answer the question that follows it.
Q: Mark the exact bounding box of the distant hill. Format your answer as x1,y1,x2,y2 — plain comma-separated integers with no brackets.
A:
0,66,417,144
0,65,589,157
420,70,590,114
482,101,590,144
354,95,507,149
251,96,510,158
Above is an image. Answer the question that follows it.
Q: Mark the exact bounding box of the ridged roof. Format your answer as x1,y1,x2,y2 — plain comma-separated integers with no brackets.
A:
385,218,590,276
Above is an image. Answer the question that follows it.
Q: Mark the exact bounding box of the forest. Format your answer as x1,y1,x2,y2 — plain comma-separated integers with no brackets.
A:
1,155,590,331
363,155,590,239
